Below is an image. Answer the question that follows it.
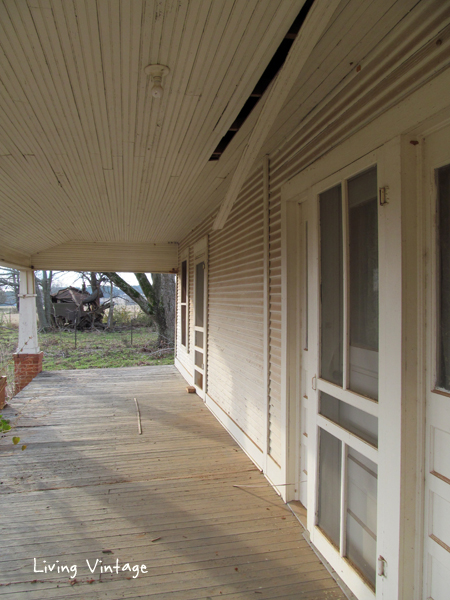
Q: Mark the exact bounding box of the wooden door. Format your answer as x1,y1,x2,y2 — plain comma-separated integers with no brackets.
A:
423,124,450,600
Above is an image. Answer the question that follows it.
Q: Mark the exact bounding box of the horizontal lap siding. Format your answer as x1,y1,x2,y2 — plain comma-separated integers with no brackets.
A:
268,190,282,465
207,167,265,450
266,0,450,468
176,0,450,471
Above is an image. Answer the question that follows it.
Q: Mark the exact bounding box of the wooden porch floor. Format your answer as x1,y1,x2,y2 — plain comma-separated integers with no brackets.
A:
0,365,346,600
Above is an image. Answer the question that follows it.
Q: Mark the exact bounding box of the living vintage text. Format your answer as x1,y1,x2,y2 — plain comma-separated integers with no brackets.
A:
33,558,148,579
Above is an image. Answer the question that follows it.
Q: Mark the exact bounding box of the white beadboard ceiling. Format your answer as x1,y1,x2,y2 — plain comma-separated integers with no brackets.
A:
0,0,304,270
2,0,446,272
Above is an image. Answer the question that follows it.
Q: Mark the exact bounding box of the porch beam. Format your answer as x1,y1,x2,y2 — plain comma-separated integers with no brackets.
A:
212,0,340,230
0,244,32,270
30,241,179,273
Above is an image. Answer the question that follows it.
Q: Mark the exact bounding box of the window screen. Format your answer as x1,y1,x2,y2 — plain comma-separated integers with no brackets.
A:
437,164,450,391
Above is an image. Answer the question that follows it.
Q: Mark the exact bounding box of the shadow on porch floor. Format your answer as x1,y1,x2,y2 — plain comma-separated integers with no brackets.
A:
0,365,347,600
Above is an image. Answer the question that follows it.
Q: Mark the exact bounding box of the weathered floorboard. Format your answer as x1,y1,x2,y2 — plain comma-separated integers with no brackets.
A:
0,365,346,599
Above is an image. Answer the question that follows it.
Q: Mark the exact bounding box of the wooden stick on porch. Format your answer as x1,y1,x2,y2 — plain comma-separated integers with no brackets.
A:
134,398,142,435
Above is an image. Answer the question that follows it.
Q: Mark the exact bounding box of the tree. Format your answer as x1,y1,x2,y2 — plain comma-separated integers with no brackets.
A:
34,271,68,331
41,271,54,326
0,267,20,310
0,268,56,330
35,276,49,330
107,280,114,329
34,271,55,331
103,272,175,346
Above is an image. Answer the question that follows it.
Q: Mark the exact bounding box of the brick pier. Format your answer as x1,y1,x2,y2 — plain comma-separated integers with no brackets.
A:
13,352,43,395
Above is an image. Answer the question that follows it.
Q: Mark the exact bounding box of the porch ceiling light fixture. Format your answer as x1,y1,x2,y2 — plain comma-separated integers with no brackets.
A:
145,64,170,99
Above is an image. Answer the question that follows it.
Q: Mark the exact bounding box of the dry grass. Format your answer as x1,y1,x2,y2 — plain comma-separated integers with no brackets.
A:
0,307,19,326
0,325,173,402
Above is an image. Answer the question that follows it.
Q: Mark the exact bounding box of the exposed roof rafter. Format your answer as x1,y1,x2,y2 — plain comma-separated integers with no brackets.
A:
212,0,341,230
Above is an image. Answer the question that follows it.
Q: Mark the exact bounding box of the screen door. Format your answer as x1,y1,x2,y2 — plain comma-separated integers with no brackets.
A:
307,162,380,599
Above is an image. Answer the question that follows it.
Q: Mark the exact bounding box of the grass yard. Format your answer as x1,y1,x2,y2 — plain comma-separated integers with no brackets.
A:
41,328,173,369
0,326,173,378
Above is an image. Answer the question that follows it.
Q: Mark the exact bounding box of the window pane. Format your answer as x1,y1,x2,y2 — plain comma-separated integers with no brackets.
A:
195,350,203,369
195,330,203,349
305,221,309,350
437,164,450,391
194,369,203,389
320,185,343,386
181,305,186,347
320,392,378,447
195,262,205,328
318,428,341,547
181,260,187,303
348,167,379,400
346,447,378,588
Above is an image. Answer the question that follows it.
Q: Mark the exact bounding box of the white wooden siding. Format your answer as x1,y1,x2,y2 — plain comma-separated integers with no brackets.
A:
184,0,441,230
177,167,266,452
175,0,450,478
268,191,283,465
207,167,265,450
268,0,450,178
264,0,450,468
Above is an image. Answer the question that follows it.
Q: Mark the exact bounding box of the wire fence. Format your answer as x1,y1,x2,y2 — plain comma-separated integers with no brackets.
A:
0,308,174,403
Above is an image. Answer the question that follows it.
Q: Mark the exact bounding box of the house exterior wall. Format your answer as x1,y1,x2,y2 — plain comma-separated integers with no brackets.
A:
175,168,267,463
175,3,450,599
207,167,266,451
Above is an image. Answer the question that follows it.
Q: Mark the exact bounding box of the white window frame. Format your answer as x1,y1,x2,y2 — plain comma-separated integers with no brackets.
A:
179,249,189,352
193,237,208,400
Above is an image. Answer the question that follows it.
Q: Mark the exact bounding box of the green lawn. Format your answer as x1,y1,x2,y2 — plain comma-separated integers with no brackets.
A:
0,326,173,376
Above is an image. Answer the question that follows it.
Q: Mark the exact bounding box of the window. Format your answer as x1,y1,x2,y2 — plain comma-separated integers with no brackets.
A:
180,259,188,348
348,168,379,399
437,164,450,391
319,167,379,399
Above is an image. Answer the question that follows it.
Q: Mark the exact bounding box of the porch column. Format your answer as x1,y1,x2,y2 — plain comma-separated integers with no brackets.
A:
14,269,43,395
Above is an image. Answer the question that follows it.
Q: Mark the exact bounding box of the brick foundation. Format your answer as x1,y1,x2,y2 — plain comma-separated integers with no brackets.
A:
0,376,6,409
13,352,43,395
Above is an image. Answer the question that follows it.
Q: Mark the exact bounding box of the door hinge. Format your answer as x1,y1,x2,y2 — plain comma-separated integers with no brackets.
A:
379,186,389,206
378,555,387,578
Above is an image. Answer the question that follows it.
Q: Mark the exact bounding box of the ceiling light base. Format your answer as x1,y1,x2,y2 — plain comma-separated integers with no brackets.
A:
145,64,170,98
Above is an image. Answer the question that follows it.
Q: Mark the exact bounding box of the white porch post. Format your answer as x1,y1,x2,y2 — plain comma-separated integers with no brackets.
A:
17,269,39,354
13,269,42,395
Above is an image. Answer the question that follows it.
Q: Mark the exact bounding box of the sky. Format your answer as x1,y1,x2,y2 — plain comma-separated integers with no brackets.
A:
56,272,148,288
